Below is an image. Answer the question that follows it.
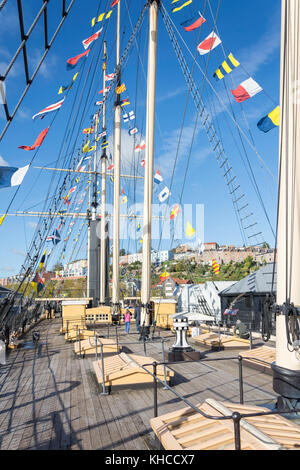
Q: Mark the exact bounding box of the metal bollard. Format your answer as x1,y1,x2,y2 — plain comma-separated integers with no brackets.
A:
232,412,242,450
238,356,244,405
153,361,158,418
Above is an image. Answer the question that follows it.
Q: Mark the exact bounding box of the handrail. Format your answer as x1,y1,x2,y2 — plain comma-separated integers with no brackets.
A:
138,355,298,450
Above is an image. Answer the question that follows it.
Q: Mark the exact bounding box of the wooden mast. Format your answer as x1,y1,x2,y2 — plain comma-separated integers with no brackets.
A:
273,0,300,410
100,41,108,305
140,0,158,338
111,0,122,320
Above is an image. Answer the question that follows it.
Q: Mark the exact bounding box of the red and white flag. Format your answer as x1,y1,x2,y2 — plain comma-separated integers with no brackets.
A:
32,98,65,120
231,78,263,103
82,28,103,50
140,160,145,168
111,0,120,7
105,73,116,81
135,140,146,152
197,32,222,55
99,86,111,94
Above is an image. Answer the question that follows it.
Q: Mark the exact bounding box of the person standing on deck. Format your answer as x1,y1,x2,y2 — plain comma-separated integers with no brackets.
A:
134,304,141,333
124,306,131,334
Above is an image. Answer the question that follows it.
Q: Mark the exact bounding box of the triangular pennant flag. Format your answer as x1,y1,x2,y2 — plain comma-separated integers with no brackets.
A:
18,127,49,151
186,221,195,238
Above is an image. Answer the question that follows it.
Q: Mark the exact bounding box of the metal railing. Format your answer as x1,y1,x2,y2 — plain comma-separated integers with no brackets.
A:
138,355,299,450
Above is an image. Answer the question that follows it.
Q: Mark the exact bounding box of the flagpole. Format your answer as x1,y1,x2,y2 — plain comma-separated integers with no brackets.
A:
100,41,107,305
111,0,122,321
140,0,158,339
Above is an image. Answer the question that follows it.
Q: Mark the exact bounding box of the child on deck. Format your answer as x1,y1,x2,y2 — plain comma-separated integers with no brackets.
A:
124,307,131,334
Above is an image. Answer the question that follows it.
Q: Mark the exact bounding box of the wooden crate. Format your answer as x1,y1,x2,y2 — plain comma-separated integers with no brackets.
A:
62,303,86,332
193,332,250,351
93,352,174,388
74,337,121,356
150,399,300,450
239,346,276,375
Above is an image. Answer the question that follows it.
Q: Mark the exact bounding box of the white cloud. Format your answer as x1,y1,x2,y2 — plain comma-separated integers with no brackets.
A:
0,155,8,166
27,221,38,229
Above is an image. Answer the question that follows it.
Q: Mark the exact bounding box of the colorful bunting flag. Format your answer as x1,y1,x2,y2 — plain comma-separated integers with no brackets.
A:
170,204,181,220
135,140,146,152
160,271,170,281
32,272,44,294
99,86,111,94
257,106,280,133
105,73,116,81
0,165,29,189
129,127,139,136
121,98,130,107
154,170,163,184
212,258,220,275
172,1,192,13
231,78,262,103
116,83,126,94
39,249,47,270
67,50,90,70
82,28,103,50
158,186,171,203
111,0,120,7
0,214,6,227
181,13,206,31
19,127,49,151
213,53,240,81
197,32,222,55
185,221,195,238
91,10,112,27
32,98,65,120
58,72,79,94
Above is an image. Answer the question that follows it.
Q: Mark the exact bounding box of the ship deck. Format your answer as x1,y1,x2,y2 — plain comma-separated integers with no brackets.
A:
0,319,277,450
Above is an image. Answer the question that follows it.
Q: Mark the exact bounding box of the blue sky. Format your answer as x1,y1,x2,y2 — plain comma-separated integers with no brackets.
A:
0,0,281,277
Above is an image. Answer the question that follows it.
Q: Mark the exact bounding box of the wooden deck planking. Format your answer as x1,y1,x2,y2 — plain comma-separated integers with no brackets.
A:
0,319,283,450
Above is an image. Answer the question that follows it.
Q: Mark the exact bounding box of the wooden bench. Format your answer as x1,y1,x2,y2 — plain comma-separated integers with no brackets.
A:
192,332,250,351
150,398,300,450
74,337,121,356
238,346,276,375
93,352,174,390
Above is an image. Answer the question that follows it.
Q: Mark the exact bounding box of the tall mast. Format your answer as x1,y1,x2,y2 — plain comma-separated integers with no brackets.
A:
100,41,108,305
140,0,158,339
111,0,122,320
273,0,300,411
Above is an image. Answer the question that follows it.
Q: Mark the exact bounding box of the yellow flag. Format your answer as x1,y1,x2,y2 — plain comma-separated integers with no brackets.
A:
116,83,126,94
0,214,6,227
82,141,90,153
186,221,195,238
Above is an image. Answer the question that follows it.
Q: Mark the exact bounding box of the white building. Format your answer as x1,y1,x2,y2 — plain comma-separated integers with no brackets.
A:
59,259,88,278
177,281,236,322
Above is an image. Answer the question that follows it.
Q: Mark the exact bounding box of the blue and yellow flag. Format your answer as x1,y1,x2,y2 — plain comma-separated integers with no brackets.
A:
213,53,240,81
257,106,280,133
172,0,192,13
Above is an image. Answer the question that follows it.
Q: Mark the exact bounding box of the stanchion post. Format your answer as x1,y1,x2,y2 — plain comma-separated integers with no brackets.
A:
95,334,98,361
100,343,108,395
232,412,242,450
161,340,168,389
153,361,158,417
238,355,244,405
